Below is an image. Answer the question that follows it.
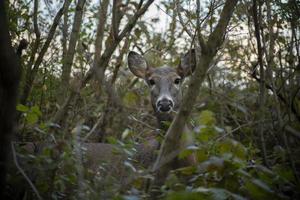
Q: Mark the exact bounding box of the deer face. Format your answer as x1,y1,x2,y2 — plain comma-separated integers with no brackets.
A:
128,50,196,114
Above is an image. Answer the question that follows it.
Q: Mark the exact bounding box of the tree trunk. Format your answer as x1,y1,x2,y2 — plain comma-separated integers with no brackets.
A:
252,0,268,166
59,0,86,101
0,2,21,197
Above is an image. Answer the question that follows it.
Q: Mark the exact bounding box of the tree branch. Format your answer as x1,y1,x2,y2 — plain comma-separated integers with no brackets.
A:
20,0,71,105
11,142,42,200
60,0,86,94
53,0,154,124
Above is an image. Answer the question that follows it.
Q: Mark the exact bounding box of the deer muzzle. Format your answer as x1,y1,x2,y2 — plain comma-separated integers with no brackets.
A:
157,98,174,112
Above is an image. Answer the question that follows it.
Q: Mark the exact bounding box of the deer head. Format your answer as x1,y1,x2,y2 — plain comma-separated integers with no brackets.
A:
128,50,196,124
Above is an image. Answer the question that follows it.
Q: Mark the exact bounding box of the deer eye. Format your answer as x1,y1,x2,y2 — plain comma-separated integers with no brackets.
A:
174,78,181,85
149,79,155,86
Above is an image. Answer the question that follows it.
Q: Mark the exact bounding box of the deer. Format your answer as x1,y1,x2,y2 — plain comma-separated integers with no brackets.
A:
8,49,197,198
127,49,197,167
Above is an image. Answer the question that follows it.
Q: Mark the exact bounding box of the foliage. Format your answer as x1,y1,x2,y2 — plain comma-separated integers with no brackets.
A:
5,0,300,199
166,110,298,199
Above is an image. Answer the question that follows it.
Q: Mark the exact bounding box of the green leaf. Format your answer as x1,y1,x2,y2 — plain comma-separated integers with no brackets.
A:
16,104,29,112
107,136,118,145
217,138,247,160
31,105,42,116
195,148,208,163
178,149,193,160
175,166,197,175
198,110,216,126
197,126,217,142
26,112,38,124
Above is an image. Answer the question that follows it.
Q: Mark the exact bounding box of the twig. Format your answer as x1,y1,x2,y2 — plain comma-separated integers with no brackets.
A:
176,0,193,37
285,125,300,140
83,114,103,142
129,115,159,132
11,142,43,200
216,120,271,142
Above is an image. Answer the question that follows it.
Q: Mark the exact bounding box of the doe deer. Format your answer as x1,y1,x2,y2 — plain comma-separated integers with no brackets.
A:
127,49,197,166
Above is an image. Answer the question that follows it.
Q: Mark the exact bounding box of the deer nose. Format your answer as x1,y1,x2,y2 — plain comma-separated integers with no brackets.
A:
157,98,174,112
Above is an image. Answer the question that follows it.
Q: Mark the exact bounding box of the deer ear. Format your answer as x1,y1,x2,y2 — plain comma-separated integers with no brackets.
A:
177,49,196,77
128,51,148,78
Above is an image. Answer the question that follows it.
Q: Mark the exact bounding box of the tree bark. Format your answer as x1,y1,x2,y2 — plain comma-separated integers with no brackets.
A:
62,3,69,60
252,0,268,166
152,0,238,181
60,0,86,98
111,36,130,84
0,2,21,197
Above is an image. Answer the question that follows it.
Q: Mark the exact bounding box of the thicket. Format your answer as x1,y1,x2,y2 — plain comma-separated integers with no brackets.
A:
3,0,300,199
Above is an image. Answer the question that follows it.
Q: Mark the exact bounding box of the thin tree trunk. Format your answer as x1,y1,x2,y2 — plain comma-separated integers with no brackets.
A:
252,0,268,166
111,36,130,84
60,0,86,98
94,0,110,59
62,2,69,70
57,3,69,105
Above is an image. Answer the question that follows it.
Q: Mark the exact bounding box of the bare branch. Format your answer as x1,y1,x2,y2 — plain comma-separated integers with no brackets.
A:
33,0,40,38
196,0,206,49
60,0,86,91
11,142,42,200
117,0,154,41
176,0,193,37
